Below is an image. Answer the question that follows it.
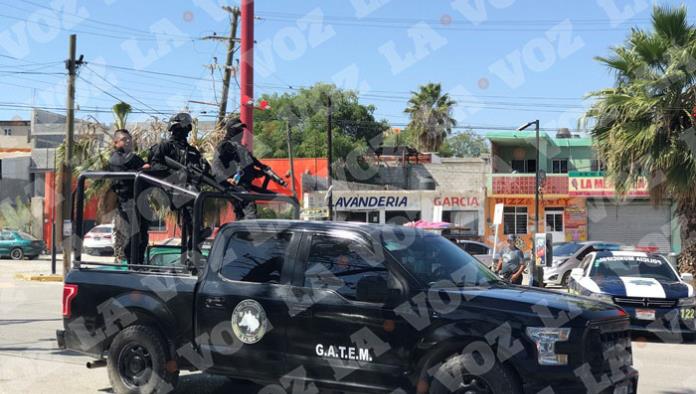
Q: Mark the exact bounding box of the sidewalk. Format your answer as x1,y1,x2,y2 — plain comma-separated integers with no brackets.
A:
2,254,114,282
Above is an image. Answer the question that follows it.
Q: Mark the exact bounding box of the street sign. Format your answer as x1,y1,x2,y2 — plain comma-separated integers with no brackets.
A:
490,203,505,271
493,203,504,225
63,220,72,237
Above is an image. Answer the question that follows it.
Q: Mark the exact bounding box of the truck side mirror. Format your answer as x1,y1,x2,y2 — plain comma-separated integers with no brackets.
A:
681,273,694,282
570,268,584,280
356,275,388,303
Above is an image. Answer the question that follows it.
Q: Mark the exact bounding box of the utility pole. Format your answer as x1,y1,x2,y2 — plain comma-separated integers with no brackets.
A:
326,95,333,220
285,121,297,199
58,34,82,277
203,6,241,128
517,119,540,287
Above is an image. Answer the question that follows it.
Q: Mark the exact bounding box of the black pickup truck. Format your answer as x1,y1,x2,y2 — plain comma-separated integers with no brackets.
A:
57,219,638,394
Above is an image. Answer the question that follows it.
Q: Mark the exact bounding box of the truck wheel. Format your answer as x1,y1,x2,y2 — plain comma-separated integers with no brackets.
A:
428,352,520,394
107,325,179,394
10,248,24,260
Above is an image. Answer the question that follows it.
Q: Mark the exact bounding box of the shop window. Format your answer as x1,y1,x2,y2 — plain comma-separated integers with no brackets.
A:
385,210,420,225
552,159,568,174
545,209,564,232
344,211,380,223
591,159,606,172
345,212,367,222
503,206,527,235
511,159,536,173
442,211,478,234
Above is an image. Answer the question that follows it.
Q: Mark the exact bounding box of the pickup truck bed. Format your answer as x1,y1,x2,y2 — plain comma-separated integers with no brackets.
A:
60,269,197,358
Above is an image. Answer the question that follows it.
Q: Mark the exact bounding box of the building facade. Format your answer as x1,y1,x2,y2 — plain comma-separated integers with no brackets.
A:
485,130,679,253
304,156,490,237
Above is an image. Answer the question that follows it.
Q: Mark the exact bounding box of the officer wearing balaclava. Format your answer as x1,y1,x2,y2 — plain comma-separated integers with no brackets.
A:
212,117,269,219
148,112,209,176
148,112,211,254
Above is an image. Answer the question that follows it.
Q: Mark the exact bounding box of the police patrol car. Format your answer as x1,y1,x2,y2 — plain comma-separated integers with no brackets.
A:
568,250,696,338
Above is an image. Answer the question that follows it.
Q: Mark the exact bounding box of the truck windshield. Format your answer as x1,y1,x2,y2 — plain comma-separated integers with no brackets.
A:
383,230,499,288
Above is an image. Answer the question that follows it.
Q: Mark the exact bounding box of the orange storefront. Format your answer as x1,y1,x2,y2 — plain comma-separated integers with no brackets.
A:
484,174,588,251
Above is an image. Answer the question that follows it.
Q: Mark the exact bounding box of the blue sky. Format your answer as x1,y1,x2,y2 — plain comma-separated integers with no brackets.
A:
0,0,689,134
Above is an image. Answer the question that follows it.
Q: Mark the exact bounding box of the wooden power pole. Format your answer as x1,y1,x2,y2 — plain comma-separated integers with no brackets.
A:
58,34,82,277
204,6,241,128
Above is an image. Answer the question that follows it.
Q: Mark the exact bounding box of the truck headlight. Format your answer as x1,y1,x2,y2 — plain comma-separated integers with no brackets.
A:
526,327,571,366
678,297,696,307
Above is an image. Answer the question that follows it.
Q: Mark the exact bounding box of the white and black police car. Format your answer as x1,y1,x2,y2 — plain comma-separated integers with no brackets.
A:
568,250,696,338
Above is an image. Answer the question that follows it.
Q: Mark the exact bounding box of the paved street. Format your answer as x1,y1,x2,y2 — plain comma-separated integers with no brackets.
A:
1,258,695,393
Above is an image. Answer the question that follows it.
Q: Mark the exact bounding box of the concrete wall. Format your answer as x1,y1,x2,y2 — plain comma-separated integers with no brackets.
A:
0,156,32,204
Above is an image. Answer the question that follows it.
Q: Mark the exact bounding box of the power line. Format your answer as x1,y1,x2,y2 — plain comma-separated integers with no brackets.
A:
83,64,166,115
14,0,195,41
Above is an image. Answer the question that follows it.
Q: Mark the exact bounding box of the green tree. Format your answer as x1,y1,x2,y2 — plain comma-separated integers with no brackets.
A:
253,83,389,163
404,83,457,152
438,131,489,157
584,5,696,274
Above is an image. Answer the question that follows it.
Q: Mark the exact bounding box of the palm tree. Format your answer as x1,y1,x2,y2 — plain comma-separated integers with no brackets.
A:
584,5,696,274
404,83,456,152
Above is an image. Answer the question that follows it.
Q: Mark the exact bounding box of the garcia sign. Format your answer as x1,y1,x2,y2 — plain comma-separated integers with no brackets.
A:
433,196,480,208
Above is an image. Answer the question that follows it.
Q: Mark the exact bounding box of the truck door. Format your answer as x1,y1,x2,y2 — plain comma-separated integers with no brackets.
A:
284,232,416,390
194,228,298,380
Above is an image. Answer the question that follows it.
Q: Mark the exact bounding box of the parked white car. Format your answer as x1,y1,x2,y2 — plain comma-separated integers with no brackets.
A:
82,224,115,256
543,241,622,287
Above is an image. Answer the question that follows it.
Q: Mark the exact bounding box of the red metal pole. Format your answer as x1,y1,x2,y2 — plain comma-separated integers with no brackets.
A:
240,0,254,151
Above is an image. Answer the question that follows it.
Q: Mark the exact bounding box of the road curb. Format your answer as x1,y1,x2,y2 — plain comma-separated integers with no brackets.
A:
14,273,63,282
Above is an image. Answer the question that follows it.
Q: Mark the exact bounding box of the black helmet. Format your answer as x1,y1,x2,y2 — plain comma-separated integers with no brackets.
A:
224,117,247,137
168,112,193,132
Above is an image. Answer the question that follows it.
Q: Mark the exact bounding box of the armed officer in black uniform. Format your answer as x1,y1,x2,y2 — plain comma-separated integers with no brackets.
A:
108,129,150,265
212,118,270,220
148,112,211,251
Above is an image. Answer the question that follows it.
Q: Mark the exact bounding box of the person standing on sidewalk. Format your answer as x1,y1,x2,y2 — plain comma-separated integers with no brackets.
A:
495,234,526,285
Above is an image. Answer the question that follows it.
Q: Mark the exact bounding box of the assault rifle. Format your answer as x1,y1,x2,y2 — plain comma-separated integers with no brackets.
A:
164,156,241,198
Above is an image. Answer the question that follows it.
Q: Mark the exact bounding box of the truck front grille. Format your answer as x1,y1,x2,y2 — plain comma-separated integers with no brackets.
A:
586,319,632,374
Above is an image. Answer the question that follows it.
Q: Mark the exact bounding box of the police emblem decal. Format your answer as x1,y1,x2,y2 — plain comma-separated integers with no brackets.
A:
231,299,268,344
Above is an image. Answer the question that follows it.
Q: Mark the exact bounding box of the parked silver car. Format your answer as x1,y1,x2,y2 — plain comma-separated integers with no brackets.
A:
543,241,622,287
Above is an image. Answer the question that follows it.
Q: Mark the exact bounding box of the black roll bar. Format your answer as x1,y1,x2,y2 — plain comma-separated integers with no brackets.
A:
73,171,300,271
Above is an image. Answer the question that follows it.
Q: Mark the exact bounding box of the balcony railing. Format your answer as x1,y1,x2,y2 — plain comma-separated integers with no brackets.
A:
490,173,569,195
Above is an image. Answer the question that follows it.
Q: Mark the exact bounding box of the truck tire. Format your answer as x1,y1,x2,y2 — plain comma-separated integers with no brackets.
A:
428,351,521,394
10,248,24,260
107,325,179,394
